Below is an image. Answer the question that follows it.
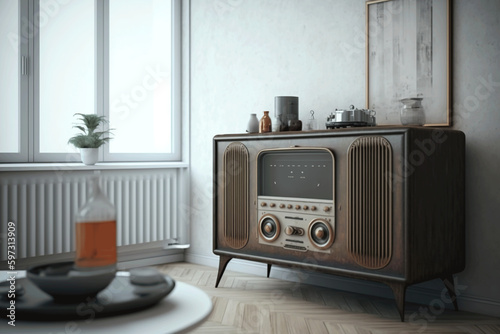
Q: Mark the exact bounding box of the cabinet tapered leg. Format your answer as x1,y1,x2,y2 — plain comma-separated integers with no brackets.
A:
388,282,407,322
442,275,459,311
215,255,232,288
267,264,272,278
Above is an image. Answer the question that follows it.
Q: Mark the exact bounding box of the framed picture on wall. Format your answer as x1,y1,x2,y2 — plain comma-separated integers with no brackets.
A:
366,0,451,126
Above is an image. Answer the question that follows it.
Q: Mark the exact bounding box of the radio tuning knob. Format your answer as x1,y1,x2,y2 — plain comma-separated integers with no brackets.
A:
295,205,301,210
303,205,309,210
311,206,317,211
315,226,325,239
261,202,267,207
323,206,331,212
287,204,293,209
285,226,304,236
264,222,273,233
270,203,276,208
279,204,285,209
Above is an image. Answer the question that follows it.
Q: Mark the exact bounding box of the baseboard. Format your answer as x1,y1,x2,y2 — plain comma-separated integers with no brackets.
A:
118,253,185,270
186,252,500,318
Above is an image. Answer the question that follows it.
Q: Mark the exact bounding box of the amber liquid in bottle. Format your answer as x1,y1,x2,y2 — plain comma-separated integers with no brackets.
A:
75,220,117,268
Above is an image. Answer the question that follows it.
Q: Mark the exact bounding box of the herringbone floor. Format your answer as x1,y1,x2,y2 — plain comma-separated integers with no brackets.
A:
156,262,500,334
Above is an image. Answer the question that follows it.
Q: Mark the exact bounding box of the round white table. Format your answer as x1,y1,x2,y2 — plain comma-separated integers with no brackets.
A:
1,281,212,334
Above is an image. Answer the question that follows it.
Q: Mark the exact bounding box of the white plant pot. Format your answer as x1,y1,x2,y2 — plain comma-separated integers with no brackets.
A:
80,148,99,165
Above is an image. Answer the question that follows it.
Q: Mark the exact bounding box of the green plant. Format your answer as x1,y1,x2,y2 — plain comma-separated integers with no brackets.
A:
68,113,113,149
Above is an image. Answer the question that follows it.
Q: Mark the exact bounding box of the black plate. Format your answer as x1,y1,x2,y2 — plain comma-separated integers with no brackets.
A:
0,273,175,321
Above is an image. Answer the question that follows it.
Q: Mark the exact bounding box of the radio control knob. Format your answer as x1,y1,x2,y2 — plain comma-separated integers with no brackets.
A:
270,203,276,208
303,205,309,210
315,226,325,239
285,226,304,236
295,205,301,210
279,204,285,209
261,202,267,207
323,206,331,212
287,204,293,209
264,222,273,233
311,206,317,211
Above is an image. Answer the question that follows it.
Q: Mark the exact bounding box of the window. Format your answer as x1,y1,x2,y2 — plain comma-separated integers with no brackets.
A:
0,0,181,163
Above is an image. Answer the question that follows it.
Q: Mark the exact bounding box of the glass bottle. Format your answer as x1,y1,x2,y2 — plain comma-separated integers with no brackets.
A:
259,111,272,133
305,110,318,130
400,98,425,126
75,174,117,269
272,113,282,132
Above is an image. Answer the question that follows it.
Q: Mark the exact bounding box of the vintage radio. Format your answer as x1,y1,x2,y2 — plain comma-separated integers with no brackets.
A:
213,127,465,321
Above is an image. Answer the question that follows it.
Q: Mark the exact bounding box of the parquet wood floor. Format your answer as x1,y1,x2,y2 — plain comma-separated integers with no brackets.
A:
156,262,500,334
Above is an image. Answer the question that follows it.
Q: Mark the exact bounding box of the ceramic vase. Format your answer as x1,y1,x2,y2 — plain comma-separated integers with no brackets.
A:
246,113,259,133
80,148,99,165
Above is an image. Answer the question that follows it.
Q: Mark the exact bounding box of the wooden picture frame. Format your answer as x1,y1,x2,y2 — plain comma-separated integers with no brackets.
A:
366,0,451,126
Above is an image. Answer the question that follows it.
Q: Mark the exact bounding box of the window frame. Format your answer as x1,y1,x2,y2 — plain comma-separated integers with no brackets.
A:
0,0,182,164
0,0,30,163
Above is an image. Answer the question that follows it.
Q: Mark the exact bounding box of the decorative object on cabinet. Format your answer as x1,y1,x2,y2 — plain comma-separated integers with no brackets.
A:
400,97,426,125
259,111,272,133
326,105,376,129
246,113,259,133
274,96,299,131
305,110,318,130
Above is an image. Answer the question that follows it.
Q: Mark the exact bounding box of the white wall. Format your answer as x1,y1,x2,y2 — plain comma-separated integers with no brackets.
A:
186,0,500,317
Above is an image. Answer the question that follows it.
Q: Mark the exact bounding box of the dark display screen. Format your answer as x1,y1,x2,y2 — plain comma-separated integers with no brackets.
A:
258,150,334,200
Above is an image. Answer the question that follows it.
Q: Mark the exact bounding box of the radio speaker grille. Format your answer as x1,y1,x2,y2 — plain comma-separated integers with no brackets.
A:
222,142,250,249
347,136,393,269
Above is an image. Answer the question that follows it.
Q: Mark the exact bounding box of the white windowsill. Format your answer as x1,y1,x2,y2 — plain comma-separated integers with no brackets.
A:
0,161,189,172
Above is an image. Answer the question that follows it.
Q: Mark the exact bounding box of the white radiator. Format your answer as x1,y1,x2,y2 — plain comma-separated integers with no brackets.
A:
0,168,188,261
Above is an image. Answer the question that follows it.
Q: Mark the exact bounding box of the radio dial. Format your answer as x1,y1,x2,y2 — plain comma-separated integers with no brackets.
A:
270,203,276,208
295,205,301,210
323,206,331,212
261,202,267,207
303,205,309,210
279,204,285,208
311,206,317,211
287,204,293,209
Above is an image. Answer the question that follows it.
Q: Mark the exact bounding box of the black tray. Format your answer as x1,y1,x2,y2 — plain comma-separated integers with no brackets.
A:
0,274,175,321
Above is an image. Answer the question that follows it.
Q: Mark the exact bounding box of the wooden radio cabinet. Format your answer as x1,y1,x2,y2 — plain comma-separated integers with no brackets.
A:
212,127,465,321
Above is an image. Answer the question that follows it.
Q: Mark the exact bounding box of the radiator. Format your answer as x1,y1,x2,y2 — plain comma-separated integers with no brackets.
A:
0,168,188,261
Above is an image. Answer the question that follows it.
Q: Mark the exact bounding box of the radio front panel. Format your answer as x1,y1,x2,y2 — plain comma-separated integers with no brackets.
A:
256,147,336,253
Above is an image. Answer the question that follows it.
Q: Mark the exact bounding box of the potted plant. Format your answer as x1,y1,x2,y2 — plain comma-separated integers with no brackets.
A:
68,113,113,165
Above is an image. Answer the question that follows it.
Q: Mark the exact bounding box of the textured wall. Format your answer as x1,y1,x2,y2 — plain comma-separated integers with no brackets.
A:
187,0,500,316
